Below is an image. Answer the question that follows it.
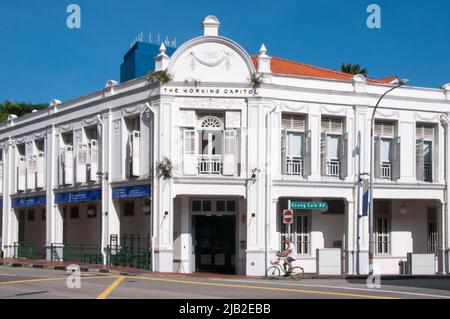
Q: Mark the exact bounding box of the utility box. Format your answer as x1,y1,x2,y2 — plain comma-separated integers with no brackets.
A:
406,253,436,275
316,248,342,275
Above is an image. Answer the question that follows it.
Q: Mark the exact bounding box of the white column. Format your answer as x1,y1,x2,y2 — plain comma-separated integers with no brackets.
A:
153,98,174,272
180,196,191,273
45,126,62,260
437,201,446,274
354,105,369,274
1,140,15,257
308,111,321,181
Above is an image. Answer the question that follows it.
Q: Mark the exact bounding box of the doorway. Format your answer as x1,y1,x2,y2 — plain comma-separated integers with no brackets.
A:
194,215,235,274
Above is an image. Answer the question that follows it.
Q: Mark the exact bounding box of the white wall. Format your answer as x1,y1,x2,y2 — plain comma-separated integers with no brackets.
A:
62,203,101,245
117,197,151,240
18,207,46,257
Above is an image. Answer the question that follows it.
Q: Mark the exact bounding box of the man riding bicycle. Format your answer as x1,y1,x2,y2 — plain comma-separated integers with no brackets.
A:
279,238,296,273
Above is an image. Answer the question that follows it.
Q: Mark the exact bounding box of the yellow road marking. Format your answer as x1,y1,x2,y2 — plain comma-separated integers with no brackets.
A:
0,275,119,286
134,275,399,300
96,276,126,299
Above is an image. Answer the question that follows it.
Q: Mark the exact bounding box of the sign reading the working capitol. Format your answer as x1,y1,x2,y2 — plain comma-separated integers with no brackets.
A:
161,86,255,97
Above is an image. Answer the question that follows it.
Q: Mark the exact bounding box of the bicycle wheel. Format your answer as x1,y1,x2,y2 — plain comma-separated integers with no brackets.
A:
266,266,281,279
290,267,304,281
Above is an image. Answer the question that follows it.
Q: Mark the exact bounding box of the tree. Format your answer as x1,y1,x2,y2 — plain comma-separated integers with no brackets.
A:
340,63,368,77
0,100,48,123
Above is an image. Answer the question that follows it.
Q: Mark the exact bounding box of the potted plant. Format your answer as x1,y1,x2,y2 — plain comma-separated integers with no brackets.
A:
250,72,264,94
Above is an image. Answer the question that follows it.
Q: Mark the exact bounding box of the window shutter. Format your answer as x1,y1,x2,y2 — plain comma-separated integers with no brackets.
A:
36,152,45,188
392,137,401,181
417,124,434,140
374,136,381,179
282,114,305,131
223,130,237,176
89,140,98,182
130,131,140,177
183,129,197,175
302,130,311,178
321,117,343,134
320,132,328,176
375,122,394,138
281,129,287,175
76,143,87,183
27,155,37,190
339,133,348,180
17,156,26,191
59,148,64,186
64,146,74,185
416,138,424,181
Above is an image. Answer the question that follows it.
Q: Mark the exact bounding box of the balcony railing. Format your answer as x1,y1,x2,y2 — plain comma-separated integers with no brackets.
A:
286,157,303,176
326,160,340,177
198,155,222,175
381,162,391,179
424,163,432,182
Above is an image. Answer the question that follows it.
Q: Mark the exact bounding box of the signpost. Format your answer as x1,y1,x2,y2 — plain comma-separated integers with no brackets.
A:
283,209,294,224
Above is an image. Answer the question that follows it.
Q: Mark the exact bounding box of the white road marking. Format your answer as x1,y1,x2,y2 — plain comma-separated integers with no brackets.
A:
209,278,450,299
0,274,17,277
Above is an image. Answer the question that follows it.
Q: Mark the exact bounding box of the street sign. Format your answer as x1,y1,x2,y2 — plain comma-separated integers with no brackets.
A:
290,202,328,210
283,209,294,224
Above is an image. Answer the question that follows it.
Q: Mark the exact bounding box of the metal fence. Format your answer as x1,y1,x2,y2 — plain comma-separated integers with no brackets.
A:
106,234,152,270
49,243,102,264
13,242,38,259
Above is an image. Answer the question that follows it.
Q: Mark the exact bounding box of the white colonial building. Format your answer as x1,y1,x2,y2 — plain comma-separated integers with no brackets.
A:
1,16,450,276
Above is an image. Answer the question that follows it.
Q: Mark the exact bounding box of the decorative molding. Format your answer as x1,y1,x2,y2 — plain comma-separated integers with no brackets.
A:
59,124,73,132
176,97,245,110
16,136,26,144
33,131,46,140
122,105,140,116
414,112,440,123
82,116,99,127
320,104,348,115
276,101,309,113
113,120,121,135
375,109,400,119
178,110,196,127
187,50,234,71
225,111,241,128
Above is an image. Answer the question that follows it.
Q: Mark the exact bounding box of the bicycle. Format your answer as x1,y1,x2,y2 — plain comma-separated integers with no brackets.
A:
266,257,304,281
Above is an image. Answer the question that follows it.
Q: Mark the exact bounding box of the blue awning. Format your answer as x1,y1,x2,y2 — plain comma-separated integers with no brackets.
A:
55,189,102,204
12,195,46,208
112,185,151,200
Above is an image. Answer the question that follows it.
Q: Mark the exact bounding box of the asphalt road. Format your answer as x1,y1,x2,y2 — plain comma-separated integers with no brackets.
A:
1,266,450,299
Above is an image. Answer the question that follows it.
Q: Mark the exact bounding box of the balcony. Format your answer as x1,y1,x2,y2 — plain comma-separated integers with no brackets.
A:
381,162,391,180
326,160,340,177
198,155,222,175
286,157,303,176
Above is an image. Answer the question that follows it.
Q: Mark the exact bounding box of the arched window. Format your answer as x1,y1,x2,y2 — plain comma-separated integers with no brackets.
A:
200,116,223,130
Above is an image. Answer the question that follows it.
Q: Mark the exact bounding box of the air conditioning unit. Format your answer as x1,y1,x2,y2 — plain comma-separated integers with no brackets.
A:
63,146,74,185
27,155,37,190
17,156,26,191
36,152,45,188
129,131,140,177
89,140,98,182
76,143,87,183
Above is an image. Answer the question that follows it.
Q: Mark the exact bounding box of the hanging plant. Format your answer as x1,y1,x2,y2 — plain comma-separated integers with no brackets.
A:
146,69,173,84
157,156,173,179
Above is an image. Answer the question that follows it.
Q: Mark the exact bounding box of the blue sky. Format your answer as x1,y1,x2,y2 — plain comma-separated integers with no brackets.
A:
0,0,449,103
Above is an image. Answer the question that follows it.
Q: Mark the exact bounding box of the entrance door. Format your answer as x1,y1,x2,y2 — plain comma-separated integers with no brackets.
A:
194,215,235,274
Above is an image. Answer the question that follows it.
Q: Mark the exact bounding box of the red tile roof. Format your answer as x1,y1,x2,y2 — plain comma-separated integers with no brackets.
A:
251,56,397,85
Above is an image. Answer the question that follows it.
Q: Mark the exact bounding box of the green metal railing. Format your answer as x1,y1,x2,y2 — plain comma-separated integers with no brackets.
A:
13,242,37,259
106,245,151,270
49,243,102,264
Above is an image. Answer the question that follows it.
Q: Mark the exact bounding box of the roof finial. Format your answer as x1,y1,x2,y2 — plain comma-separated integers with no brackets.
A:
202,15,220,36
259,44,268,57
159,42,167,55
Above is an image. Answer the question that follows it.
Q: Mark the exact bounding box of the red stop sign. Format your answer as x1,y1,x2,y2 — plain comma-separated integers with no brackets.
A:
283,209,294,224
